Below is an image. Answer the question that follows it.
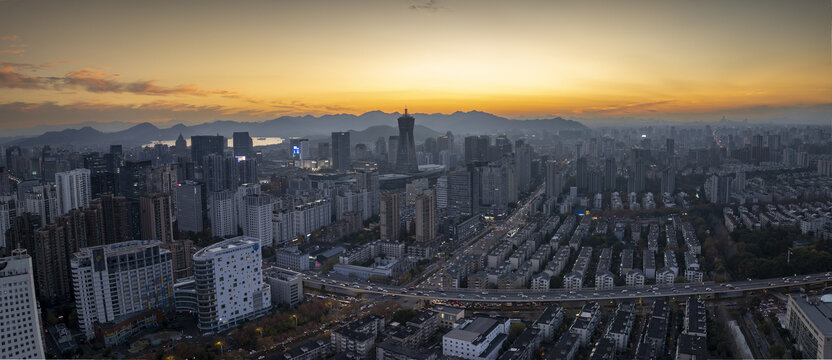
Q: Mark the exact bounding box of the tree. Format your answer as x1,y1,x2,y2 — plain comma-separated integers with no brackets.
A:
508,322,526,343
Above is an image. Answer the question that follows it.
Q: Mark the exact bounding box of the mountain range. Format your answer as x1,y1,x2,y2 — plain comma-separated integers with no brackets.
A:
4,110,587,147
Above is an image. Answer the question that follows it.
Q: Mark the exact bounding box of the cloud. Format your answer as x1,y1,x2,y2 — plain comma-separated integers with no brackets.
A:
0,64,47,89
574,100,673,115
0,63,236,96
409,0,443,12
0,35,26,54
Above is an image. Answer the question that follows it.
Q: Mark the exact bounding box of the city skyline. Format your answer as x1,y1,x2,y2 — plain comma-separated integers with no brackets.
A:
1,0,830,131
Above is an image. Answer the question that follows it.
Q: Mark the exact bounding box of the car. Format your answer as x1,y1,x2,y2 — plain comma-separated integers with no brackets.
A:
592,292,599,296
705,288,713,292
621,289,628,293
684,285,690,289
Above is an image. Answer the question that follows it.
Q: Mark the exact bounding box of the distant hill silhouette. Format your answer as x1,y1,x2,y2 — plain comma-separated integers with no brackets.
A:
7,110,587,147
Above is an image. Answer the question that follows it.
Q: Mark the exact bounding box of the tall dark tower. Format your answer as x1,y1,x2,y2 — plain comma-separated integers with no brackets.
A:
395,108,418,173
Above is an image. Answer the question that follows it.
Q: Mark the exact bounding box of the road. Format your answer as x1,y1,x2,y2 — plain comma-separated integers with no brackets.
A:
304,272,832,303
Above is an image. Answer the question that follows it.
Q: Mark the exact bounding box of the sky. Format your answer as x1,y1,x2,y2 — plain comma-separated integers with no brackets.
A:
0,0,830,131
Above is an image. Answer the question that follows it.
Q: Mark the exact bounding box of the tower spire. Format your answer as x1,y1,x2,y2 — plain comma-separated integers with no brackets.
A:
404,106,408,116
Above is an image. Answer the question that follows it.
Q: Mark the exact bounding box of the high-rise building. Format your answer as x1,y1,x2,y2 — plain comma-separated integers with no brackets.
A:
387,136,399,164
193,236,271,334
705,173,732,204
55,168,91,214
235,183,261,229
331,132,352,171
0,199,12,250
203,153,234,192
140,193,174,243
415,191,436,243
628,159,646,194
463,136,490,164
379,193,400,241
448,169,473,218
190,135,226,167
516,144,532,193
0,249,45,359
233,132,253,158
175,180,206,233
210,190,237,238
243,194,274,247
119,160,151,198
145,164,178,195
576,157,588,194
604,157,617,192
546,161,563,200
477,161,513,211
436,176,448,209
90,194,136,245
33,221,75,303
395,109,418,173
661,167,676,195
317,142,331,160
0,167,10,195
174,134,188,159
71,240,174,343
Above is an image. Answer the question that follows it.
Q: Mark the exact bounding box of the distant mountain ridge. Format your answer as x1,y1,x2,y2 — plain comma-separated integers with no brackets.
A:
6,110,587,147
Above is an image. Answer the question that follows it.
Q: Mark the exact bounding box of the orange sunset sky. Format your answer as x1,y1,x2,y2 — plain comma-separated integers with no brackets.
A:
0,0,830,130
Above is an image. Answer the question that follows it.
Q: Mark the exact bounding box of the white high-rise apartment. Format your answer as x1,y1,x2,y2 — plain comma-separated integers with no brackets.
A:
243,194,274,247
0,249,45,360
55,168,91,214
210,190,237,238
193,236,271,334
71,240,174,342
235,183,261,230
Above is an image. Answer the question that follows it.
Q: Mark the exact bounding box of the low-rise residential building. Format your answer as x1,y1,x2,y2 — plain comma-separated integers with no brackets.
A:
605,302,635,351
332,315,386,360
684,252,704,283
570,302,600,346
625,269,646,287
533,305,563,343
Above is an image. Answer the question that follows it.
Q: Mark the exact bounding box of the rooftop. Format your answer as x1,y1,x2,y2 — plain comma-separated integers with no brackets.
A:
791,295,832,336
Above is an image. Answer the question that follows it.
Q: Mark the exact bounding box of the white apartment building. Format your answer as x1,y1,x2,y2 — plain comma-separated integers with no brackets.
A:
71,240,174,342
243,194,274,247
0,249,45,360
55,168,91,214
292,199,331,237
210,190,237,238
235,183,262,230
274,199,332,246
193,236,271,334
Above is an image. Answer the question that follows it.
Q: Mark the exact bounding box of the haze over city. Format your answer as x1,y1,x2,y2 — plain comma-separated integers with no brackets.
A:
1,1,832,360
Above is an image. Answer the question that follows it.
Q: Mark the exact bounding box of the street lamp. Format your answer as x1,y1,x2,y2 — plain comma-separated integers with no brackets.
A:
216,341,224,354
291,314,298,327
256,327,263,337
